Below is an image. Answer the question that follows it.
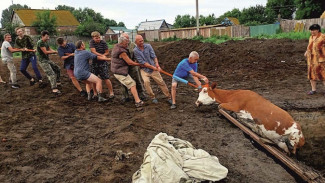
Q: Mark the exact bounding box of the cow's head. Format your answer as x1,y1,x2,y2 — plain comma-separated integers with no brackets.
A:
195,82,217,107
288,123,305,155
284,122,305,155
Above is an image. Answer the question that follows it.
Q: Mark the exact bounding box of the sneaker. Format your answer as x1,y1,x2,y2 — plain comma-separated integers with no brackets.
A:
167,98,172,105
98,93,108,102
87,92,92,101
80,90,87,97
152,98,158,104
52,90,62,96
30,79,36,86
170,104,177,109
135,100,144,108
11,84,20,89
307,90,317,95
92,95,98,100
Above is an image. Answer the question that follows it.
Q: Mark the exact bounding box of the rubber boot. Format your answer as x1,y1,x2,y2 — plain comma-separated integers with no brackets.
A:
98,93,108,102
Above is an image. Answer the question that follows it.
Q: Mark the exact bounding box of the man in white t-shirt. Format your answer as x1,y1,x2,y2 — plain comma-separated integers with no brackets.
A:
1,33,23,88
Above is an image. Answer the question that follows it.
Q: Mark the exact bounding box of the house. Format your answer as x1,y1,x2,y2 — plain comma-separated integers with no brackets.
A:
137,19,172,41
11,9,80,35
105,26,136,42
137,19,172,31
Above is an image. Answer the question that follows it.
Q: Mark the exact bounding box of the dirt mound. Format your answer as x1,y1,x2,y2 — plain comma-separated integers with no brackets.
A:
1,38,324,183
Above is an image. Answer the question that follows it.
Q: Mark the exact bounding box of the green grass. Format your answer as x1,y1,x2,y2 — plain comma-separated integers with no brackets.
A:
253,31,311,40
192,35,245,44
160,29,315,46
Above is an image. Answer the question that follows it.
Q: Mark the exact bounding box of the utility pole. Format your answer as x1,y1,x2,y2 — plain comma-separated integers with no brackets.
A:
196,0,199,36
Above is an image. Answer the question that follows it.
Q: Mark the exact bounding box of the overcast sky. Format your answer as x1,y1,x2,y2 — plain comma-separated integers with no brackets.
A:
1,0,267,29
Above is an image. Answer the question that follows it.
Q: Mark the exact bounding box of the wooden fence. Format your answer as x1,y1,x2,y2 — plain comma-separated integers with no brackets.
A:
158,25,249,41
280,18,325,32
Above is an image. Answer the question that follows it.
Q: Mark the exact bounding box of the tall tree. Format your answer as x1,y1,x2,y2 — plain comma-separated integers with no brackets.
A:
216,8,241,24
173,14,196,28
239,5,269,25
265,0,295,22
1,4,30,28
75,16,106,36
200,14,218,26
55,5,75,12
294,0,325,19
32,10,57,35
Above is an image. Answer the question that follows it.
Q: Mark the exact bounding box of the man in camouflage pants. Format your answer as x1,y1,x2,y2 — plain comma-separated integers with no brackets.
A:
36,30,61,94
120,33,147,103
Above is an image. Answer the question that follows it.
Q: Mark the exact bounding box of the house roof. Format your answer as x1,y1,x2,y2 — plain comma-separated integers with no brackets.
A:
13,9,80,26
106,26,134,34
110,26,131,32
137,19,166,31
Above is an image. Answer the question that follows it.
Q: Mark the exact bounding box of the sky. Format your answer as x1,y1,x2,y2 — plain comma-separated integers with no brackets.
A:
1,0,268,29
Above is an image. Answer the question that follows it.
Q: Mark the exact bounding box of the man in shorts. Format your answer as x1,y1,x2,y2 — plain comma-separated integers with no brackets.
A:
74,40,111,102
89,31,114,98
111,36,144,108
57,37,87,97
171,51,209,109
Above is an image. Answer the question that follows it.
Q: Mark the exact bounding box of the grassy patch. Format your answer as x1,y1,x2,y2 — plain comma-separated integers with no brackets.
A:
192,35,245,44
253,31,311,40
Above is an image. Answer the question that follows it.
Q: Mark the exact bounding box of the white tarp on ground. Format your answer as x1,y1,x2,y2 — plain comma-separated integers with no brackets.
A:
132,133,228,183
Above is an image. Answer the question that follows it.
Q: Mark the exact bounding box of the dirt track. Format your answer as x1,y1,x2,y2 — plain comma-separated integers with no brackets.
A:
1,39,325,182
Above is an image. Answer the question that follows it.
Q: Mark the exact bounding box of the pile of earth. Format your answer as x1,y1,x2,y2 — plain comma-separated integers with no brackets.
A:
0,38,324,183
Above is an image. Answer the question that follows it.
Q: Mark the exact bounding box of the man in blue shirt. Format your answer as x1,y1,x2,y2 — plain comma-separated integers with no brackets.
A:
171,51,209,109
57,37,86,97
134,35,171,104
74,40,110,102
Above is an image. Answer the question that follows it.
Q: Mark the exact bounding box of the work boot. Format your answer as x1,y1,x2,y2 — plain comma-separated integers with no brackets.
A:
98,93,108,102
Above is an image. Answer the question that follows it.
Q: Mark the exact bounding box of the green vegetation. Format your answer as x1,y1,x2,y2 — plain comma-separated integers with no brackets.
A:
160,31,312,46
192,35,244,44
253,31,310,40
32,10,57,35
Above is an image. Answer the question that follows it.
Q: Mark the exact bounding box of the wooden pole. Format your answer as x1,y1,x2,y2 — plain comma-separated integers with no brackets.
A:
196,0,199,36
218,109,322,183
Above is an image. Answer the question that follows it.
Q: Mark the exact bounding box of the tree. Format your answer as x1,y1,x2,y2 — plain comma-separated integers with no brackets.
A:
32,10,57,35
173,14,196,28
199,14,218,26
216,8,241,24
1,4,30,28
294,0,325,19
265,0,295,22
117,22,125,27
239,5,269,25
75,17,106,36
55,5,125,36
55,5,75,12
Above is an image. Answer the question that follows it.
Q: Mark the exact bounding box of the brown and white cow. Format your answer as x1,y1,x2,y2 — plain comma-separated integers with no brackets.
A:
195,82,305,155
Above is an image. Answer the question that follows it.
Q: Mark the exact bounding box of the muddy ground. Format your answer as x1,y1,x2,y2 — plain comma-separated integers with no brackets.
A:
1,39,325,183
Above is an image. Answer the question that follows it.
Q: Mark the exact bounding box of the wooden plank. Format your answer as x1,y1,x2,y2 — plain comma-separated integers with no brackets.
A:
218,109,323,183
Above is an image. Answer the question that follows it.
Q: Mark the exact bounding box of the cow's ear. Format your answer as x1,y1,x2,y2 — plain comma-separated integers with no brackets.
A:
211,82,217,89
